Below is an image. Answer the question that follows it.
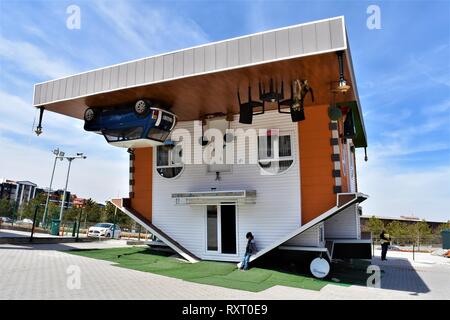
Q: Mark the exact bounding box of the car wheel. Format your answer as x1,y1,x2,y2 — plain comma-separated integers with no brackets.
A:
106,233,111,238
84,108,96,122
134,100,149,115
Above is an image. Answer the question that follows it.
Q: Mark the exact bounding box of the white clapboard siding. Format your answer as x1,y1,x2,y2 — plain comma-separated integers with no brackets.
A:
152,110,301,261
33,17,346,106
356,207,361,240
324,203,359,239
284,223,324,247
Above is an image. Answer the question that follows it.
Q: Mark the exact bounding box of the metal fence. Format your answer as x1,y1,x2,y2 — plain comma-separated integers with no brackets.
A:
371,234,444,261
1,216,153,241
372,234,443,250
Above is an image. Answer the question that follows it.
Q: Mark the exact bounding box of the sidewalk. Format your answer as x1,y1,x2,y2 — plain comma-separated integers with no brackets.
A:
0,243,449,299
0,228,58,238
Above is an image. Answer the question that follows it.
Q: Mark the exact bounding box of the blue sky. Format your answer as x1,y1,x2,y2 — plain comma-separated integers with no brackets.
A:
0,0,449,221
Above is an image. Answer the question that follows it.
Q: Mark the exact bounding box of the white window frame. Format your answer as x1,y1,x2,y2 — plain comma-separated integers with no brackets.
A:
257,130,294,175
155,143,184,179
347,140,356,192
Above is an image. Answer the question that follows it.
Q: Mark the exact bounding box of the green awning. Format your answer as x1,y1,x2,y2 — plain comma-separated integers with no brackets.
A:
336,100,367,148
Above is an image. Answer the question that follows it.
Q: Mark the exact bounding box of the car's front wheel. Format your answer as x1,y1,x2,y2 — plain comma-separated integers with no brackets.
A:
134,100,150,115
84,108,96,122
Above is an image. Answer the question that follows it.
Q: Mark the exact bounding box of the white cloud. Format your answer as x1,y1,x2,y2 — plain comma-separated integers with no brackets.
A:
0,90,129,202
356,150,450,222
0,36,77,79
426,97,450,114
0,1,213,205
92,0,209,55
0,90,90,147
0,134,128,203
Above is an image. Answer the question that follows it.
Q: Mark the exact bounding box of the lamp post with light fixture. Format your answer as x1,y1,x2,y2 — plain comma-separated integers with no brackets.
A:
42,148,65,227
58,153,87,222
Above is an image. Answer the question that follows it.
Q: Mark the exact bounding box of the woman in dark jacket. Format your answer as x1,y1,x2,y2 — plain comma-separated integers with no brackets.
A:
240,232,257,270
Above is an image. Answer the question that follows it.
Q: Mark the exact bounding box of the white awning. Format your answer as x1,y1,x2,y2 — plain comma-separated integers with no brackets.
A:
171,190,256,205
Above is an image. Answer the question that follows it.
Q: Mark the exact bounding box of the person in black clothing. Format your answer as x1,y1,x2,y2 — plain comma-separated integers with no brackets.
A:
240,232,257,270
380,230,391,261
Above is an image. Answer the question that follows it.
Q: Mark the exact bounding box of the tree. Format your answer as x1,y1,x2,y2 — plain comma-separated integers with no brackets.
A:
100,202,135,229
408,220,432,248
436,221,450,234
364,216,384,236
18,194,47,221
386,221,413,244
0,198,14,217
62,206,81,222
83,198,102,223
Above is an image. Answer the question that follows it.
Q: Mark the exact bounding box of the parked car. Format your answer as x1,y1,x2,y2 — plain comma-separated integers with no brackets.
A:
0,216,13,224
17,218,33,225
83,99,177,148
87,223,121,239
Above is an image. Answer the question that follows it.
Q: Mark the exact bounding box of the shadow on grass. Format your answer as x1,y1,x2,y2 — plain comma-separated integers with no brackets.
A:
252,250,371,287
67,247,333,292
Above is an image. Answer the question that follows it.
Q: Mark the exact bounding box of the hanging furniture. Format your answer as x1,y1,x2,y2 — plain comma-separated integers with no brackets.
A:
279,79,314,122
238,86,264,124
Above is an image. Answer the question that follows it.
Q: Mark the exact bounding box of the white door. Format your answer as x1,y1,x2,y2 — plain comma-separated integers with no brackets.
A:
206,204,237,255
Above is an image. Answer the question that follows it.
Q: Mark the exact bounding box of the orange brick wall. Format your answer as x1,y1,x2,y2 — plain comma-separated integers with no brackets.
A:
131,148,153,222
298,105,336,224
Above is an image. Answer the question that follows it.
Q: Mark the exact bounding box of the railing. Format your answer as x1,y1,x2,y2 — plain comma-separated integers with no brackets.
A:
1,218,152,241
371,234,443,260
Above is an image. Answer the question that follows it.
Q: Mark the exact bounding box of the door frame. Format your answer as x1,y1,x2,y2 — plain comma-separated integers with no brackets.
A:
204,202,239,257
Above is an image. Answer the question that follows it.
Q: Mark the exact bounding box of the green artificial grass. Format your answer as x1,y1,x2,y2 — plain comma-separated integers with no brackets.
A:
68,247,357,292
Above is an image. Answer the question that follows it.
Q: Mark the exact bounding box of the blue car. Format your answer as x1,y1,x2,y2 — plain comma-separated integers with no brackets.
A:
83,99,177,148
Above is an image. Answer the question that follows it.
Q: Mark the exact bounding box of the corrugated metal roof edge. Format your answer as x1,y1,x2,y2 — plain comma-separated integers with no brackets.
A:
33,16,345,87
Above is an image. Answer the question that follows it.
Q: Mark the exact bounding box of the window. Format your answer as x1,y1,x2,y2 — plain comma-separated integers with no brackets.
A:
103,127,143,142
156,144,183,178
207,205,218,251
148,127,171,142
257,132,294,174
348,141,356,192
342,140,348,177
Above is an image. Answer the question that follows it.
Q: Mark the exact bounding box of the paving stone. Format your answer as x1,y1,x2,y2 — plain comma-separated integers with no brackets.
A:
0,245,448,300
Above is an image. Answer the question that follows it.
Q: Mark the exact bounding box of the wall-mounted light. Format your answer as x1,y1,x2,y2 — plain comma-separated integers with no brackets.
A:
333,51,351,94
35,106,45,136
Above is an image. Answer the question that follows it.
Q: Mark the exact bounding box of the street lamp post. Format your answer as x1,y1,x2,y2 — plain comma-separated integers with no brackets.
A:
42,148,65,227
58,154,87,222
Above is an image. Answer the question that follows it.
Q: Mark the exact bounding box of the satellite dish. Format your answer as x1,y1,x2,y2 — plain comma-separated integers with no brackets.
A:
310,257,330,278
